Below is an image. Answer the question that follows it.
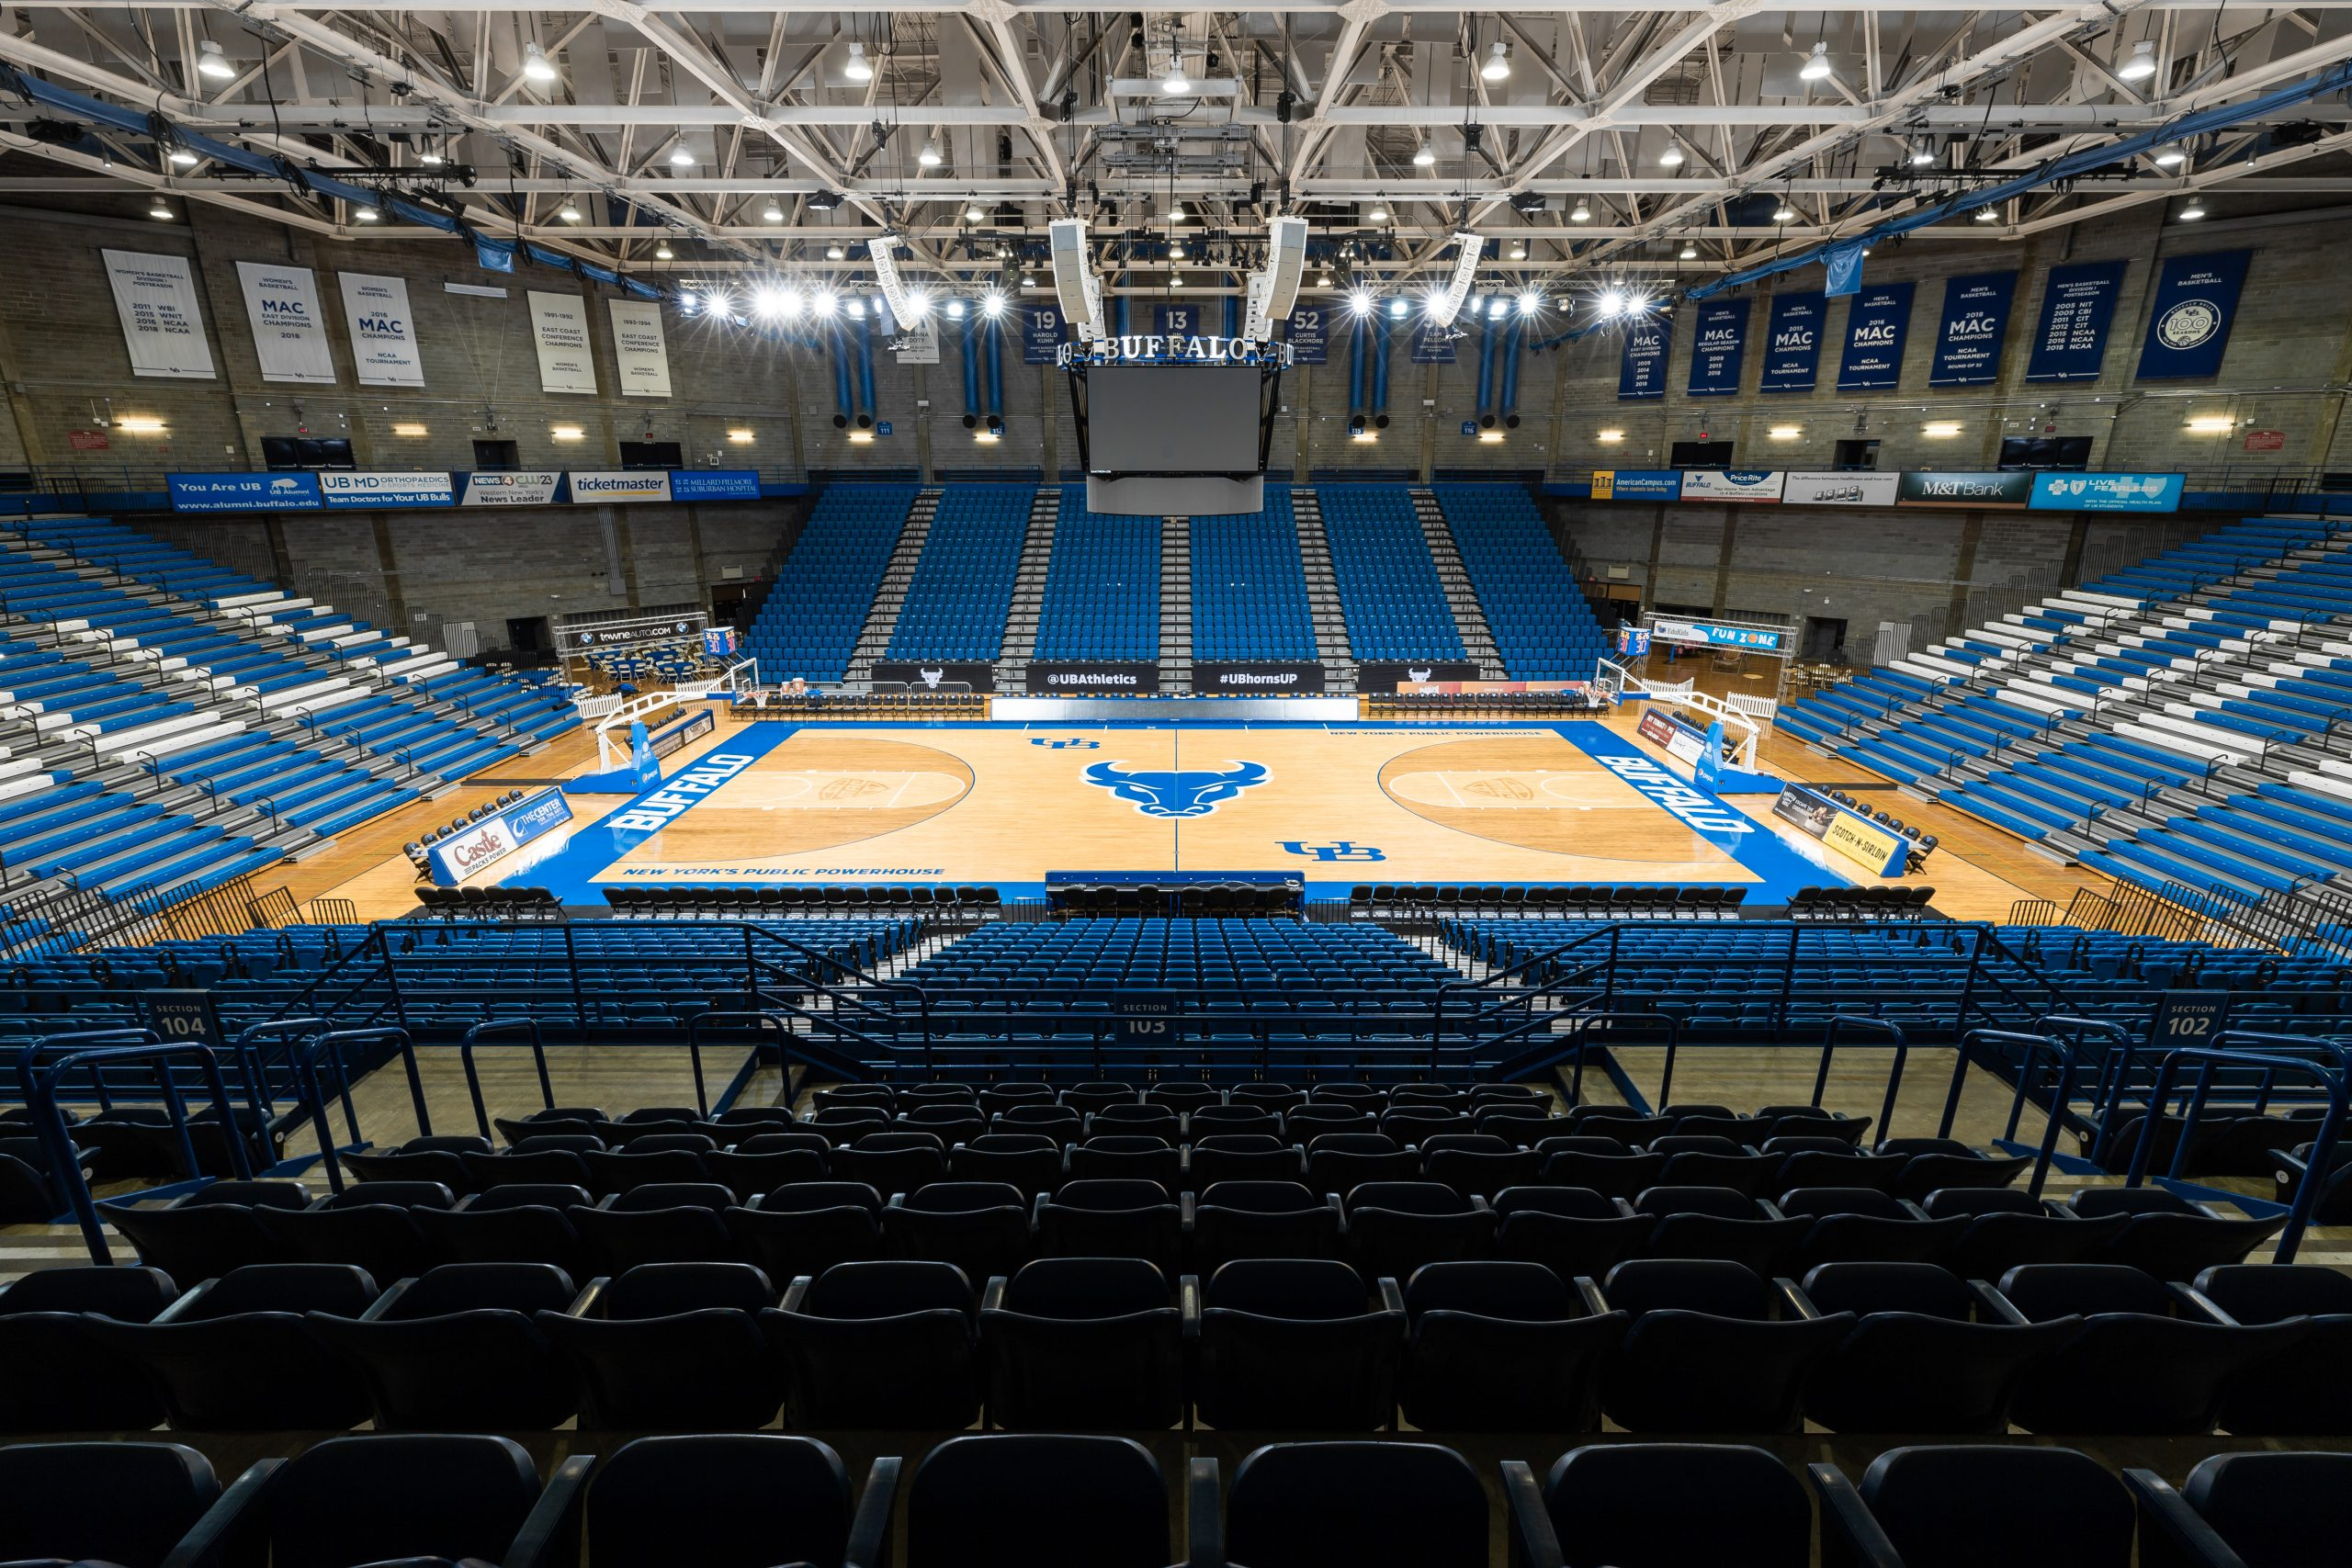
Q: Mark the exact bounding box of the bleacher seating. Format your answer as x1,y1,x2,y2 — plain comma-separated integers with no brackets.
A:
1316,484,1466,660
1032,491,1160,660
1191,492,1318,661
744,484,920,682
1772,514,2352,920
887,484,1035,660
1432,483,1607,679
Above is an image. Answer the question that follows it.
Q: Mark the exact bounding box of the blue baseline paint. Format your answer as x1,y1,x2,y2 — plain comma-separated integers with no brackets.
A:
515,719,1843,904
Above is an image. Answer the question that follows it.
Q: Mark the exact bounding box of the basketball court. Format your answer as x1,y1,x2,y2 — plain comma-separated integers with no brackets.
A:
509,718,1840,901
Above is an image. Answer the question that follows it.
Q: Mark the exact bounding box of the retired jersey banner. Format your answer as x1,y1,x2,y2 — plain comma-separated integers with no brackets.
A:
1285,305,1329,365
1928,271,2017,387
608,300,673,395
1617,315,1669,400
338,274,425,387
528,290,598,393
235,263,334,385
2025,258,2128,383
1023,307,1067,364
1836,282,1914,391
1685,299,1750,397
102,250,216,379
1758,290,1826,392
2136,251,2252,381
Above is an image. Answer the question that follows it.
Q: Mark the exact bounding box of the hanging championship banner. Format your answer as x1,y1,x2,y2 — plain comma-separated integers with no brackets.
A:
1023,307,1066,364
2024,259,2129,383
1617,315,1669,400
1685,299,1750,397
1835,281,1914,391
2136,251,2252,381
235,263,334,385
891,314,941,366
608,300,673,395
1928,271,2017,387
1154,303,1206,338
338,274,425,387
1758,289,1826,392
527,290,598,394
101,250,216,379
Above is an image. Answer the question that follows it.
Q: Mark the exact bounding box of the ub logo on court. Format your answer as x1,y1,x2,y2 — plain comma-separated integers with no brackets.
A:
1082,760,1270,818
1280,841,1385,863
1031,738,1102,750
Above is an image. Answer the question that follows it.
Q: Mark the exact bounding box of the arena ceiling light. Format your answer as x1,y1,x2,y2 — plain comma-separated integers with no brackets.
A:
1771,201,1797,222
843,41,874,83
2154,147,2187,167
826,243,845,259
917,140,944,169
197,39,234,81
147,197,173,220
1909,138,1938,167
763,201,786,223
669,141,695,169
1658,139,1684,168
1366,201,1388,224
1413,141,1436,168
966,203,986,222
168,146,198,168
1481,42,1510,82
981,291,1006,317
522,41,559,85
1348,287,1374,316
1507,242,1527,261
1800,43,1832,82
1517,290,1542,315
2118,39,2159,82
1679,242,1698,260
2178,198,2207,220
1161,50,1190,96
1569,200,1591,222
654,241,673,260
945,298,967,319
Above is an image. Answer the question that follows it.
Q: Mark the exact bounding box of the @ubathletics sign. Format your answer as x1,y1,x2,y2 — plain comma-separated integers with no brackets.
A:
1059,334,1291,367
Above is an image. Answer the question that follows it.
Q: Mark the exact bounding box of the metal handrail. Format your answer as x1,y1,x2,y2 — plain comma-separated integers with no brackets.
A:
1816,1015,1909,1142
19,1034,254,1264
1938,1027,2078,1198
459,1019,556,1141
2122,1032,2348,1262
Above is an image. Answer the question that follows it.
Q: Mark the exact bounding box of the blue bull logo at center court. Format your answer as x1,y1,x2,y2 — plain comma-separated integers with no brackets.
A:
1082,760,1270,818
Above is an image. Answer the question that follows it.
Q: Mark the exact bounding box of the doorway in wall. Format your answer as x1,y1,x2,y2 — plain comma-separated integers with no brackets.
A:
474,439,520,469
1803,616,1849,662
506,616,551,656
1832,439,1880,470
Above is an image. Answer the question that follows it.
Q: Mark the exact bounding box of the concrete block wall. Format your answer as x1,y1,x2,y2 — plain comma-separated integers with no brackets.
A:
5,191,2345,663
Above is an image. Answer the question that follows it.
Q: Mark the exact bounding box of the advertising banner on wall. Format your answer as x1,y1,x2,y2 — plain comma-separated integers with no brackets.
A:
337,274,425,387
2024,258,2129,382
1192,661,1328,694
1617,316,1669,400
872,660,997,692
1782,471,1902,506
1685,299,1750,397
1680,468,1787,502
1928,271,2018,387
1895,470,2034,508
1026,661,1161,694
1758,289,1826,392
234,263,335,385
671,470,762,502
608,300,674,395
527,290,599,393
1589,470,1682,501
1358,660,1481,690
102,250,216,379
167,472,320,511
1285,305,1329,365
2028,472,2185,513
1835,282,1915,391
1650,618,1792,653
566,470,670,503
317,471,457,509
2136,251,2252,381
1023,307,1066,364
458,471,563,507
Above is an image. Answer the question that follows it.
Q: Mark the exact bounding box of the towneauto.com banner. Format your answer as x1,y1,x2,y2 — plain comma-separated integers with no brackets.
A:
2136,251,2252,381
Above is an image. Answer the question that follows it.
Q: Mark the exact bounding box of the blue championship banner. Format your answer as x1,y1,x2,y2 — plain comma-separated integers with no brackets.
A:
1409,320,1456,364
1686,299,1750,397
1758,289,1826,392
1617,315,1669,400
1836,281,1915,391
2025,258,2129,382
1928,271,2018,387
2136,251,2252,381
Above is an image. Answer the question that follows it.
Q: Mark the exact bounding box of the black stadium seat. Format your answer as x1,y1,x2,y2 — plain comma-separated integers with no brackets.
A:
584,1435,895,1568
1508,1443,1815,1568
904,1434,1174,1568
305,1261,581,1431
1398,1261,1624,1432
0,1265,180,1432
0,1441,226,1568
1814,1445,2133,1568
2126,1451,2352,1568
767,1260,983,1429
538,1261,783,1430
84,1262,379,1430
979,1257,1187,1430
1216,1440,1488,1568
1193,1259,1405,1431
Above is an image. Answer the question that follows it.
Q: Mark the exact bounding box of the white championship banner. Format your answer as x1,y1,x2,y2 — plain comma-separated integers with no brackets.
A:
607,300,673,398
236,263,335,385
102,249,216,379
339,273,425,387
530,290,598,394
